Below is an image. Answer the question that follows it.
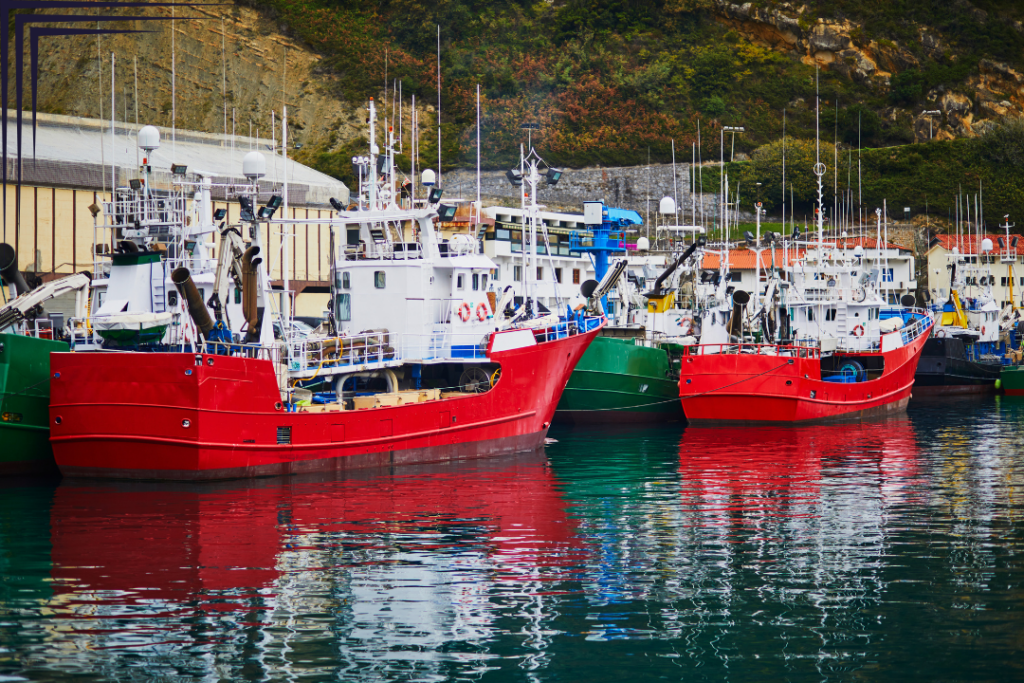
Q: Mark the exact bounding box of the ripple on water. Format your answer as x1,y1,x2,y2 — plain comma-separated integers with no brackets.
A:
0,398,1023,681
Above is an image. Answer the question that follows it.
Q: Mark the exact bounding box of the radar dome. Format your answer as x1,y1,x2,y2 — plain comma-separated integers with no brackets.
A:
853,245,864,258
636,236,650,251
137,125,160,152
659,196,675,215
243,151,267,180
421,169,436,187
981,238,994,253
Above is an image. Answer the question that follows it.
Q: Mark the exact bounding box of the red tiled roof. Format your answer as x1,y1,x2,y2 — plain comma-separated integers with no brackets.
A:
929,233,1008,255
702,248,806,270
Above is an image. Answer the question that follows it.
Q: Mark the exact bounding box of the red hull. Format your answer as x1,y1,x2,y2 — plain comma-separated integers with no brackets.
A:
678,326,932,424
49,327,599,480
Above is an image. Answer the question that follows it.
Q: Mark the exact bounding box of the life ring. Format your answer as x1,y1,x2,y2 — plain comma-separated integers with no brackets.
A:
853,324,865,337
457,302,472,322
982,325,986,335
475,302,490,322
676,317,692,334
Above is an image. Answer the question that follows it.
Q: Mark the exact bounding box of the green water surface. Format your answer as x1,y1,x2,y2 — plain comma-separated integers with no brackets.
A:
1,397,1023,681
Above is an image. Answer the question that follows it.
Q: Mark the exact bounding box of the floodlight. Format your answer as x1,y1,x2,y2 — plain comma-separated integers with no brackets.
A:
330,197,344,212
239,196,255,222
266,195,283,210
128,178,143,190
506,169,523,187
257,205,277,220
171,164,188,176
428,187,444,204
744,231,755,246
213,208,227,221
437,204,458,222
545,167,563,185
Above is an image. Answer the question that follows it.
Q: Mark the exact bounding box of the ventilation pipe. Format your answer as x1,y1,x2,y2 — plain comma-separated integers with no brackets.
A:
171,267,214,339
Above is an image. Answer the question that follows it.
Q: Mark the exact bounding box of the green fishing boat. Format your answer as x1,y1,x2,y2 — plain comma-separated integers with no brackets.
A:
0,332,65,475
555,333,684,423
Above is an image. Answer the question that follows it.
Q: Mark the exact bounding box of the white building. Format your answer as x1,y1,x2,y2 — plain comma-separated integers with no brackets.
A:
926,233,1024,308
482,206,599,312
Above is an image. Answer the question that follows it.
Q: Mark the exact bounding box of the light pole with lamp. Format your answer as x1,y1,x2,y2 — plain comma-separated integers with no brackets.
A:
922,110,941,140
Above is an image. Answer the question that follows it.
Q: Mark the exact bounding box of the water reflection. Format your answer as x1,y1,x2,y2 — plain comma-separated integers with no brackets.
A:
2,403,1024,681
32,451,582,680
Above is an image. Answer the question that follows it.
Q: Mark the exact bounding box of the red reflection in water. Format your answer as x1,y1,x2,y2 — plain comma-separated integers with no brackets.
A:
49,453,579,617
678,418,921,522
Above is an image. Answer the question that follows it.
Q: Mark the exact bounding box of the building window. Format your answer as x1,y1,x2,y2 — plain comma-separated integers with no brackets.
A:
1002,277,1009,287
374,271,386,289
336,293,351,321
514,265,522,281
497,228,510,240
573,268,581,285
883,268,894,283
555,268,563,283
472,273,480,291
457,274,465,290
606,300,616,314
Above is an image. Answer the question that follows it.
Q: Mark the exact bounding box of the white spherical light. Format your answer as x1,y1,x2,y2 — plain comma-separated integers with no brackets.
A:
137,125,160,152
243,151,267,180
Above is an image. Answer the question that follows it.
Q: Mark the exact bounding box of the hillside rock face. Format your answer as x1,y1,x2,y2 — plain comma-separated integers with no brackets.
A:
5,4,380,160
712,1,1024,141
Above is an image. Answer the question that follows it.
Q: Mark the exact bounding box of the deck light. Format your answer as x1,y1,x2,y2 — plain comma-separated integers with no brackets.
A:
129,178,143,190
171,164,188,175
267,195,283,210
437,204,457,222
506,169,523,187
545,167,563,185
213,208,227,221
428,187,444,204
239,197,255,222
330,197,344,212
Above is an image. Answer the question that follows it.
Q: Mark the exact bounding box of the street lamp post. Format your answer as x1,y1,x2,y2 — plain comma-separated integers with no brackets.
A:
922,110,941,140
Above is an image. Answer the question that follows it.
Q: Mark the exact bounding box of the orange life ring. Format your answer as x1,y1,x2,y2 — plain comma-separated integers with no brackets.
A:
457,302,472,322
853,324,865,337
475,302,490,321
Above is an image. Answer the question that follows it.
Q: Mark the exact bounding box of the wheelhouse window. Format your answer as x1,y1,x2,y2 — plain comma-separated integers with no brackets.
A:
342,272,351,289
514,266,522,281
336,293,351,321
481,274,488,290
825,308,837,321
555,268,563,283
472,273,480,291
457,274,465,290
374,271,386,289
573,268,581,284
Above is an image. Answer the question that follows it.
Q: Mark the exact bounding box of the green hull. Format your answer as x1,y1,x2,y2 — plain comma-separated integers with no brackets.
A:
0,333,65,475
555,334,683,424
1001,365,1024,395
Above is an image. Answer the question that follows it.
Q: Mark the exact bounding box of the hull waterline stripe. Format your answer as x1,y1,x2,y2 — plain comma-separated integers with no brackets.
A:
50,410,538,451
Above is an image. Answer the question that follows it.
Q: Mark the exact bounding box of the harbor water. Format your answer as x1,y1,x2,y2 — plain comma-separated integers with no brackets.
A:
2,397,1023,681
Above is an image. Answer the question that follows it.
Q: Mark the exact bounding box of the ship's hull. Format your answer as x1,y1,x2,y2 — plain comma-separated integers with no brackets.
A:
49,326,599,480
913,337,1001,395
679,325,931,425
555,335,683,424
1000,365,1024,396
0,333,65,476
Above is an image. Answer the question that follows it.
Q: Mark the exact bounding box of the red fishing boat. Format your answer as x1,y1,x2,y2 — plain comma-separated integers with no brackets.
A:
48,101,602,480
678,310,933,424
49,326,597,480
